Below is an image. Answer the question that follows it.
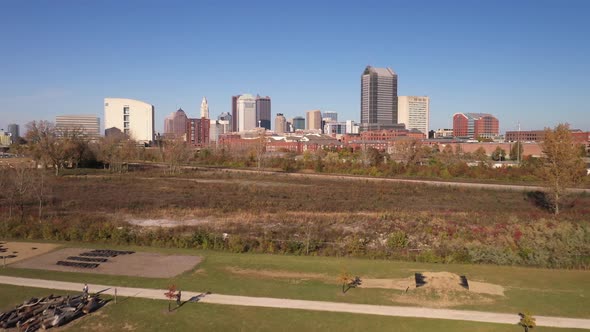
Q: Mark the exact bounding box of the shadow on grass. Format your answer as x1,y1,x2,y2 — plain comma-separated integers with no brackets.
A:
171,292,211,311
526,191,554,213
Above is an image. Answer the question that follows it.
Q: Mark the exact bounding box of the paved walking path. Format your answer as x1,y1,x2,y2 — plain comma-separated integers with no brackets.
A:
1,276,589,329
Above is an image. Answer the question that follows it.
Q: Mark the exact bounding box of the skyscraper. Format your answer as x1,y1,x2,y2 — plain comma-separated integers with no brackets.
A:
200,97,209,119
7,124,19,144
237,94,257,131
398,96,430,135
275,113,286,134
306,110,322,131
360,66,398,131
104,98,155,144
256,95,271,130
231,95,241,132
55,115,101,139
164,108,188,139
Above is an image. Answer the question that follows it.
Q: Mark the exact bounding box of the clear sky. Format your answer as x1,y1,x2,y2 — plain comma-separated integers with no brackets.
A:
1,0,589,134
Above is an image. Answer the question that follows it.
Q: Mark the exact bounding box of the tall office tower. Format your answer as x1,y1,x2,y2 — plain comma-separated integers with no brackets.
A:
275,113,287,134
200,97,209,119
306,110,322,130
104,98,155,144
218,112,232,134
453,113,499,139
231,95,241,132
237,94,257,131
360,66,398,131
398,96,430,135
164,108,188,139
55,115,101,139
7,124,19,143
256,95,271,130
322,111,338,122
187,118,210,146
292,116,305,130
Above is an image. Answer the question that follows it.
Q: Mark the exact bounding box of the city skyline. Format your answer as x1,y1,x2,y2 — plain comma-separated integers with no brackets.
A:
1,1,589,133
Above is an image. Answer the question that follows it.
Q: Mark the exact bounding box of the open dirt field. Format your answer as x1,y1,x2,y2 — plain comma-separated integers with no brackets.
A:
11,248,201,278
224,267,505,308
0,241,60,265
361,272,505,296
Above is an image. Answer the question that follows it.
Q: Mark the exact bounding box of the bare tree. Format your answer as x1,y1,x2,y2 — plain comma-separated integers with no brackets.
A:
391,138,426,166
162,137,191,174
6,165,35,221
541,124,586,215
25,121,87,175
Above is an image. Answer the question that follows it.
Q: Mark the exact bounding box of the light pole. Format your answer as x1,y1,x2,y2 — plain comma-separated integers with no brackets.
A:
517,122,521,165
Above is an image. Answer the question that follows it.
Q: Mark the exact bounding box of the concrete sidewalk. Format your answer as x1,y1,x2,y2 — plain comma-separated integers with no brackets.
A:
1,275,589,329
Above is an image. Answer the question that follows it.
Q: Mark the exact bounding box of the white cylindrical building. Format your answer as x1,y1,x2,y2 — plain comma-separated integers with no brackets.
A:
104,98,155,144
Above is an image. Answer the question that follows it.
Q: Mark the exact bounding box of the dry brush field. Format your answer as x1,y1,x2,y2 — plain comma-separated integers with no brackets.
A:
2,168,590,268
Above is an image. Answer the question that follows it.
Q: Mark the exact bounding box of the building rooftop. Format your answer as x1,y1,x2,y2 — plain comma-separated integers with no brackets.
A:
363,66,396,77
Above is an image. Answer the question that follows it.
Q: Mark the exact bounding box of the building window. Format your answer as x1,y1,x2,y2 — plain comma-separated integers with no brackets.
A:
124,115,129,122
123,107,129,115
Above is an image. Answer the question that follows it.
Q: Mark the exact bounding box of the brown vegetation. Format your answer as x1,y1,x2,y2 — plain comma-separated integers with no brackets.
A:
1,167,589,269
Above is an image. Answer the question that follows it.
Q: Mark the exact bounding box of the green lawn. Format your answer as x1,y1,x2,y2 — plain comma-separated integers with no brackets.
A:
1,241,588,319
0,285,580,332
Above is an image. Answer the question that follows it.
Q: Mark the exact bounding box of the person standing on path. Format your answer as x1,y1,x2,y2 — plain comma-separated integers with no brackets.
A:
176,289,182,306
83,283,89,298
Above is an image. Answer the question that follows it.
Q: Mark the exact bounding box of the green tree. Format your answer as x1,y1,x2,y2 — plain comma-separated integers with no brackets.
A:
491,146,506,161
510,141,524,161
540,124,586,215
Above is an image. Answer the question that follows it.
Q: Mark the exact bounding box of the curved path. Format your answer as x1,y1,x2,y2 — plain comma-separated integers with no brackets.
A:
203,166,590,193
1,276,589,329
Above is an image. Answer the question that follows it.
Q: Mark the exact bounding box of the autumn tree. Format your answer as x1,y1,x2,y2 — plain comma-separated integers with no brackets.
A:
518,311,536,332
391,139,425,166
540,124,586,215
472,147,490,166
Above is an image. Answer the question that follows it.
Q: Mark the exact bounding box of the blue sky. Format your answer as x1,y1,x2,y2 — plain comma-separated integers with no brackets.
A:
1,0,589,133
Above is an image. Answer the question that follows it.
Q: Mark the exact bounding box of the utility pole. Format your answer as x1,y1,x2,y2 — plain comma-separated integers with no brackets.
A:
517,122,521,165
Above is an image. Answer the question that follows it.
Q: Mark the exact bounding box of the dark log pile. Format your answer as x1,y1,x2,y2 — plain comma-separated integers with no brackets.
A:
0,293,107,331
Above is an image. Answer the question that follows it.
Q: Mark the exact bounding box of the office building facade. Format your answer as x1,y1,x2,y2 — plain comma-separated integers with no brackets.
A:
256,95,271,130
55,115,101,139
322,111,338,122
360,66,398,132
187,118,210,146
453,113,499,139
164,108,188,139
292,116,305,130
397,96,430,135
7,124,19,143
104,98,155,144
237,94,257,131
306,110,322,131
231,95,240,132
275,113,287,134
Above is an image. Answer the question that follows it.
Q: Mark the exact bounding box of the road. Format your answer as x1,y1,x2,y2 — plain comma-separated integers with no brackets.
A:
1,276,589,329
